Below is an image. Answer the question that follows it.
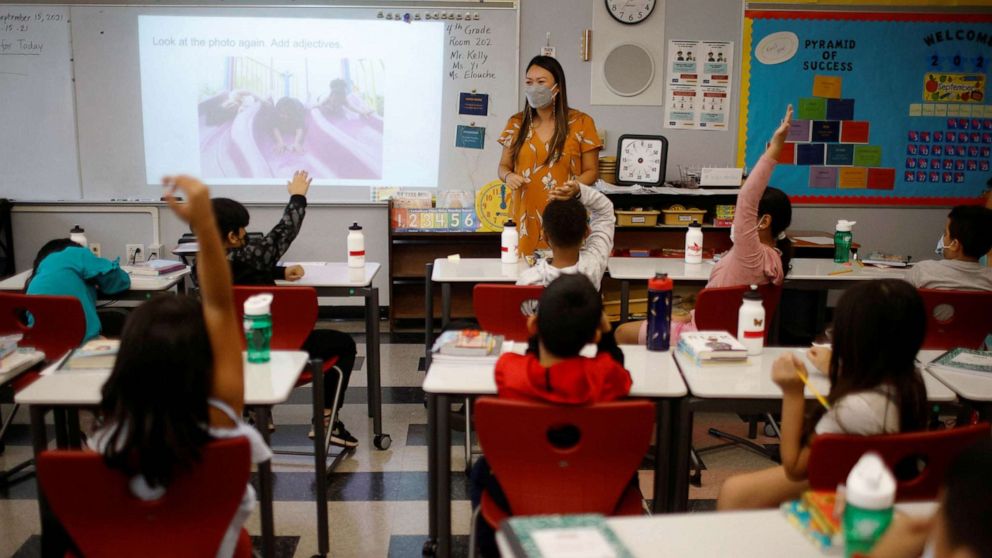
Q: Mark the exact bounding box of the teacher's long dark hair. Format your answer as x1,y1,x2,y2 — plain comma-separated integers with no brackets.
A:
510,55,570,166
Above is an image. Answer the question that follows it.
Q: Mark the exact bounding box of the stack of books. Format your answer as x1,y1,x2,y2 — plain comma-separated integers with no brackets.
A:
59,339,120,371
927,348,992,377
676,331,748,365
431,329,503,357
123,259,186,276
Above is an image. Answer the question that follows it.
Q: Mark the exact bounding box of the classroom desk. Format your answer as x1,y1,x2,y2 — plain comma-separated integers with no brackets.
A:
0,268,190,299
496,502,937,558
607,257,908,322
421,344,687,558
922,349,992,419
274,261,391,450
15,351,309,558
669,347,957,512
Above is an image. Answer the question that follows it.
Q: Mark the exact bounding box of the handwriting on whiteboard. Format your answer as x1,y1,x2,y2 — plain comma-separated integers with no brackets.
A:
0,10,65,56
446,22,495,80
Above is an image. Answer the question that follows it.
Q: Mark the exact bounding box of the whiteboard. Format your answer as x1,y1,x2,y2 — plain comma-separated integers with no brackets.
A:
3,3,518,202
0,5,79,201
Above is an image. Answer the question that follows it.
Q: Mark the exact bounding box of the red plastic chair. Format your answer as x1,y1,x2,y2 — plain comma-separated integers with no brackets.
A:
36,437,253,558
918,289,992,349
473,398,653,528
808,423,991,500
693,283,783,338
472,284,545,342
0,292,86,359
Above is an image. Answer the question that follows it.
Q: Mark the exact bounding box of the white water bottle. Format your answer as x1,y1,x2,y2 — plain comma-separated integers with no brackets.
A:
501,219,519,263
684,221,703,264
69,225,87,248
737,285,765,355
347,223,365,268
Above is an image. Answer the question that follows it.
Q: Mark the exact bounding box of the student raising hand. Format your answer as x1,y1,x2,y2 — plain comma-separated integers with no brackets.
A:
765,104,793,161
288,169,312,197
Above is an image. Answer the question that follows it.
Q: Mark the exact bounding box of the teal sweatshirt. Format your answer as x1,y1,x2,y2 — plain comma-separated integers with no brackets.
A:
26,246,131,341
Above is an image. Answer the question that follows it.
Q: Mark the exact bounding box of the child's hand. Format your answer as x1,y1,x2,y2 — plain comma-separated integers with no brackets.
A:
163,175,211,225
766,105,793,159
807,346,831,374
288,170,312,197
284,265,305,281
771,352,805,394
549,180,580,201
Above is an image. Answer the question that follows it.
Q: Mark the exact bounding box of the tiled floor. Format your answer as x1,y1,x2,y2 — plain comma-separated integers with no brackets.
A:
0,320,779,557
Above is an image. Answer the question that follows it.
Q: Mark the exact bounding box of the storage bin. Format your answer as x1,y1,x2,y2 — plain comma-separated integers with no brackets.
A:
615,209,660,227
662,205,706,225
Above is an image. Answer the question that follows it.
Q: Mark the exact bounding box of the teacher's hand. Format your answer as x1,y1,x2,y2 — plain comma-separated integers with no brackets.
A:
504,172,529,191
549,179,580,201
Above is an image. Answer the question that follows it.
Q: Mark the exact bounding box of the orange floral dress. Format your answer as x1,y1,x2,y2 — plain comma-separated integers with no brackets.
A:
498,109,602,255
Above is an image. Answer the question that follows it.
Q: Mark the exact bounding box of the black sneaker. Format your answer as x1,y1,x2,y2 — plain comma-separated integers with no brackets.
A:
330,420,359,448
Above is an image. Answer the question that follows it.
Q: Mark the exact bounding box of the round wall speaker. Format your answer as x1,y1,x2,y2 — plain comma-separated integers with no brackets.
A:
603,43,655,97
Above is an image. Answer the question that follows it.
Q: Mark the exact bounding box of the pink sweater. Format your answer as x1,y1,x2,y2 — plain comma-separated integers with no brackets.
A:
708,154,785,288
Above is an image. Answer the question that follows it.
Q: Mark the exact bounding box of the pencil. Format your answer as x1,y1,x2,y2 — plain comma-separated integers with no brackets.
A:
828,268,853,276
796,368,831,410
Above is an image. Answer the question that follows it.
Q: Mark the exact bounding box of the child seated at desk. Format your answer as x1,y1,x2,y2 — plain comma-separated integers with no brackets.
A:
210,169,358,447
90,175,267,558
872,438,991,558
516,180,614,290
717,279,929,511
471,274,630,557
906,205,992,291
25,239,131,341
615,105,794,345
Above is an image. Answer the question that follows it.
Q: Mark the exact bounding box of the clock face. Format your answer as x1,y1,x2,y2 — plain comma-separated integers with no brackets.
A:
605,0,656,25
619,138,663,183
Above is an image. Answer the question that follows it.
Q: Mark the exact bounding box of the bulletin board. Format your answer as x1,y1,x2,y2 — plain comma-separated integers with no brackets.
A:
738,9,992,205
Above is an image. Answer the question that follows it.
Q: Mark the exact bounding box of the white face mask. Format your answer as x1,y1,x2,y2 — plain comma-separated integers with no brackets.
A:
935,234,945,258
524,83,556,109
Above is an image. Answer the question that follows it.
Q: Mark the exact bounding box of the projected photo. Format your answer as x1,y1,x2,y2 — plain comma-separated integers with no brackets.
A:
196,57,385,180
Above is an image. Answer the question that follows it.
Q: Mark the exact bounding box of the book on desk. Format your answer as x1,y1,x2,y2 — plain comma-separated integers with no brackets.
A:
59,339,119,371
676,331,748,365
501,514,632,558
123,259,186,276
928,348,992,377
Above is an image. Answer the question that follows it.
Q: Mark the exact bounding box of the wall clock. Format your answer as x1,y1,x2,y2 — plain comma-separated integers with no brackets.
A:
615,134,668,186
605,0,656,25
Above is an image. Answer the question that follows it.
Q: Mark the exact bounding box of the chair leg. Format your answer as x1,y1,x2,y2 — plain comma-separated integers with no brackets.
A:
464,397,472,473
324,366,347,464
467,505,482,558
0,403,19,444
689,447,705,487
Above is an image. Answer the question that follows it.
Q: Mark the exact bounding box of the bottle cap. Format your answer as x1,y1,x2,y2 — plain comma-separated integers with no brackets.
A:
349,222,362,231
648,272,673,290
835,220,856,232
70,225,84,233
504,219,516,228
688,220,701,228
845,452,896,510
243,293,273,316
742,284,762,301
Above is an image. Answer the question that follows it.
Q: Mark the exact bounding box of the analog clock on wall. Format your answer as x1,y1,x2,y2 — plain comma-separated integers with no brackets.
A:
605,0,656,25
615,134,668,186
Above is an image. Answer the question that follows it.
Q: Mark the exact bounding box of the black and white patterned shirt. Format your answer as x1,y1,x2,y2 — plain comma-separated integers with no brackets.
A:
228,195,307,285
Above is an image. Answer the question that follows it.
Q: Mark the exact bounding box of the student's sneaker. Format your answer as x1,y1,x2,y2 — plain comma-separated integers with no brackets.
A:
330,420,359,448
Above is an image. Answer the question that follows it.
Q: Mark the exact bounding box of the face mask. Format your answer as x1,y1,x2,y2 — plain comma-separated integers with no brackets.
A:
524,84,556,109
935,234,945,258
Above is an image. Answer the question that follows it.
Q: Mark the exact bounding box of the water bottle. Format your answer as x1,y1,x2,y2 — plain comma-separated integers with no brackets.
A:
684,221,703,264
843,452,896,558
737,285,765,356
501,219,519,264
243,293,273,363
646,273,673,351
69,225,87,247
834,220,856,264
347,223,365,269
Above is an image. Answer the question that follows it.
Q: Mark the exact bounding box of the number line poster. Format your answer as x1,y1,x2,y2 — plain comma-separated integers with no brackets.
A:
665,40,735,131
738,10,992,205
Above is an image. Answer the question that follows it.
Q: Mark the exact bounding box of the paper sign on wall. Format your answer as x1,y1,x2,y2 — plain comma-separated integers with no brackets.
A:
455,125,485,149
665,40,734,131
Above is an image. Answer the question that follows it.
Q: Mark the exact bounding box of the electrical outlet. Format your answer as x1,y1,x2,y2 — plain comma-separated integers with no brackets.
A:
147,243,162,261
126,243,145,264
89,243,101,258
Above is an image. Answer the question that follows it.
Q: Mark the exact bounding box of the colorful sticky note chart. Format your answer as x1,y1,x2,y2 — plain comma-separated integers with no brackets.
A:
826,99,855,121
827,144,855,166
812,75,843,99
811,121,841,143
867,168,896,190
840,121,870,143
796,143,825,165
787,120,812,142
853,145,882,167
809,166,838,188
838,167,868,188
798,97,828,121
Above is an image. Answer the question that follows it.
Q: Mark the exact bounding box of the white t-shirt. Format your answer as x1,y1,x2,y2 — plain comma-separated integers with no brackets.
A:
905,259,992,292
814,388,901,435
88,399,272,558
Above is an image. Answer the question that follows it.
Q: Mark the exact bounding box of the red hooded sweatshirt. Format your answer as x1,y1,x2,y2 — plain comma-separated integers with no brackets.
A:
494,352,632,404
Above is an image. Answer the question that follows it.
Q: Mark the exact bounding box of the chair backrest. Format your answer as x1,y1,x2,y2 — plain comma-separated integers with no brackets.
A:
0,292,86,358
473,284,545,342
37,437,251,558
474,397,654,515
233,285,317,349
918,289,992,349
694,283,782,336
807,423,991,500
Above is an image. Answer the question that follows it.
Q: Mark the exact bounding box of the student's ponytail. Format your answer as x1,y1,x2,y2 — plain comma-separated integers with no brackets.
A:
776,235,793,277
758,187,793,276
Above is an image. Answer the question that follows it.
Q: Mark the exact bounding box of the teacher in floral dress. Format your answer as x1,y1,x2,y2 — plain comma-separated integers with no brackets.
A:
497,55,602,256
